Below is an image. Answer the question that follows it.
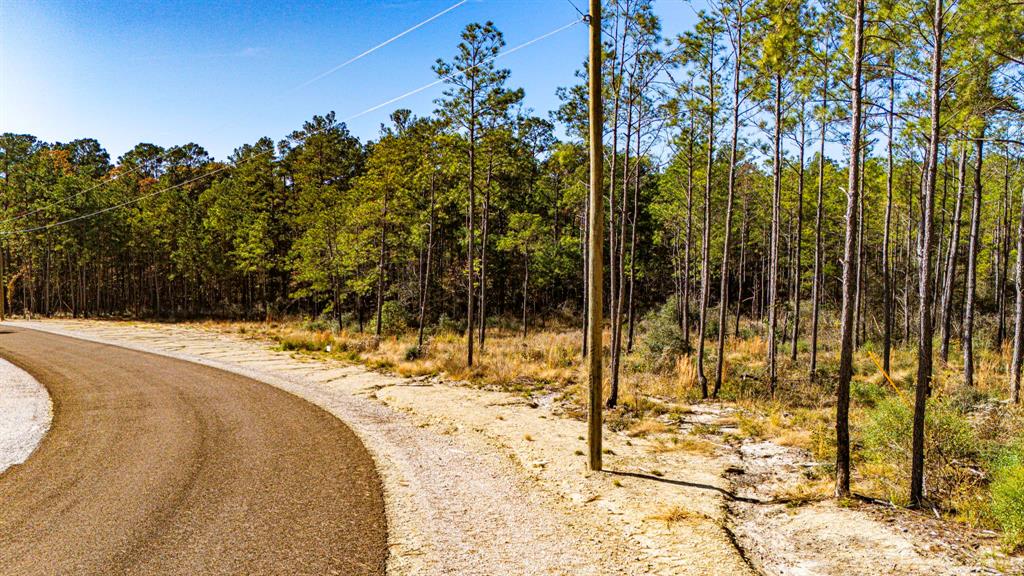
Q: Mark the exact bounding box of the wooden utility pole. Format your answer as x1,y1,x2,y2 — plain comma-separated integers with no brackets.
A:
586,0,604,472
0,240,5,321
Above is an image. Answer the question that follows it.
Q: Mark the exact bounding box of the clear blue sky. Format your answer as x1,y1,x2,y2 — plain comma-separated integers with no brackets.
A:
1,0,700,162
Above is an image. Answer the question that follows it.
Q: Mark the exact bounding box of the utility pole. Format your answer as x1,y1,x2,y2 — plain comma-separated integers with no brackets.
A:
0,238,5,322
0,239,4,319
586,0,604,472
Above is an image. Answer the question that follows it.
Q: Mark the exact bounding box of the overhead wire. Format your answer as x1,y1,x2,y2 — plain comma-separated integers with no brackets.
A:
3,17,585,236
0,0,468,227
341,19,582,124
288,0,469,93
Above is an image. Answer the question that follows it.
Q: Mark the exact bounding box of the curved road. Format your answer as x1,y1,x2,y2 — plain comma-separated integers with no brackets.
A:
0,326,387,575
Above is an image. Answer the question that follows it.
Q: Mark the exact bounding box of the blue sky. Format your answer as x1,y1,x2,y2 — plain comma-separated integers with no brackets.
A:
1,0,700,161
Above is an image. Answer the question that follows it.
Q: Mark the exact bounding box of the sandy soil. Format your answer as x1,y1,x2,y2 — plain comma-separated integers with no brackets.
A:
725,440,996,576
0,356,51,475
6,319,1018,575
7,320,752,575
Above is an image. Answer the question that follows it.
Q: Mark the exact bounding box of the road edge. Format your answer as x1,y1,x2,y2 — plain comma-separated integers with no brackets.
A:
1,321,412,574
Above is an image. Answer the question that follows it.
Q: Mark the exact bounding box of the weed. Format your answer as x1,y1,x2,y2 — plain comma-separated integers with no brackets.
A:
646,505,702,526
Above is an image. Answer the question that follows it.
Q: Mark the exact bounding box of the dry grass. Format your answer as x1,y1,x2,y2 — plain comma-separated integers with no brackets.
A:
627,419,672,437
649,434,718,456
218,320,586,397
674,356,698,397
181,313,1024,552
775,429,814,450
646,505,707,526
776,478,834,504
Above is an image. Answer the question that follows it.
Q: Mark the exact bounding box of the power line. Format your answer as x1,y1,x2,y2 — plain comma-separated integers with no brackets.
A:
3,18,584,237
343,19,582,124
288,0,468,93
565,0,586,19
0,0,467,227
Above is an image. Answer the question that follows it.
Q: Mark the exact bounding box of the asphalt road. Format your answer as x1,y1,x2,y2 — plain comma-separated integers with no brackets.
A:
0,326,387,575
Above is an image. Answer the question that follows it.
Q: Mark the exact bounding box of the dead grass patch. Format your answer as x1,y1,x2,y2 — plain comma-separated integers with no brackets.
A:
646,505,707,526
650,434,718,455
776,478,833,504
775,429,813,450
627,419,672,437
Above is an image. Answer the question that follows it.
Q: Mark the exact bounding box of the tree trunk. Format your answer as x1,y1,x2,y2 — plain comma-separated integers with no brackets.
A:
939,148,967,362
790,103,806,362
810,38,829,380
605,12,626,407
997,156,1011,346
854,145,866,348
963,134,985,386
466,75,477,367
836,0,865,499
767,72,783,396
683,108,695,345
736,194,749,335
905,173,914,343
608,77,636,408
626,99,643,353
882,59,896,372
714,15,743,397
374,188,390,339
696,27,717,399
933,145,951,324
478,156,494,348
910,0,943,508
1010,162,1024,403
522,257,529,339
995,154,1011,344
418,174,437,350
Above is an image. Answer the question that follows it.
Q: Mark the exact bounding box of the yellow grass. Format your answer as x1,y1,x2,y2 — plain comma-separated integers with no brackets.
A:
776,478,833,504
649,434,718,456
646,505,706,526
627,419,671,437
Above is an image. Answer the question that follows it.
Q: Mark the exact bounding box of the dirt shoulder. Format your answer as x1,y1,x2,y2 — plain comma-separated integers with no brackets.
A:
8,319,751,576
7,319,1010,575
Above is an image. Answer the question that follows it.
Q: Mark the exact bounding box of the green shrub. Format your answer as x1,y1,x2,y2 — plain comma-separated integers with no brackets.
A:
303,315,339,333
374,300,408,335
639,300,688,373
946,383,991,413
435,313,463,334
851,380,888,408
992,466,1024,550
859,397,978,505
989,442,1024,550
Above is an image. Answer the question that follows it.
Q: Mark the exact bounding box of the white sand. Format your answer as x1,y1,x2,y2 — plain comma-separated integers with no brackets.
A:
0,356,51,474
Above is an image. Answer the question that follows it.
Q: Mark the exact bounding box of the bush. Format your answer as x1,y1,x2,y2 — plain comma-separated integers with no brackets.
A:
303,314,339,333
989,441,1024,550
639,301,689,373
374,300,408,336
851,380,887,408
860,397,978,505
435,313,463,335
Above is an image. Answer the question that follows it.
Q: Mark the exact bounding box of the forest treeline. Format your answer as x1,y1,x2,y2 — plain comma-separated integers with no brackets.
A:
1,1,1023,503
